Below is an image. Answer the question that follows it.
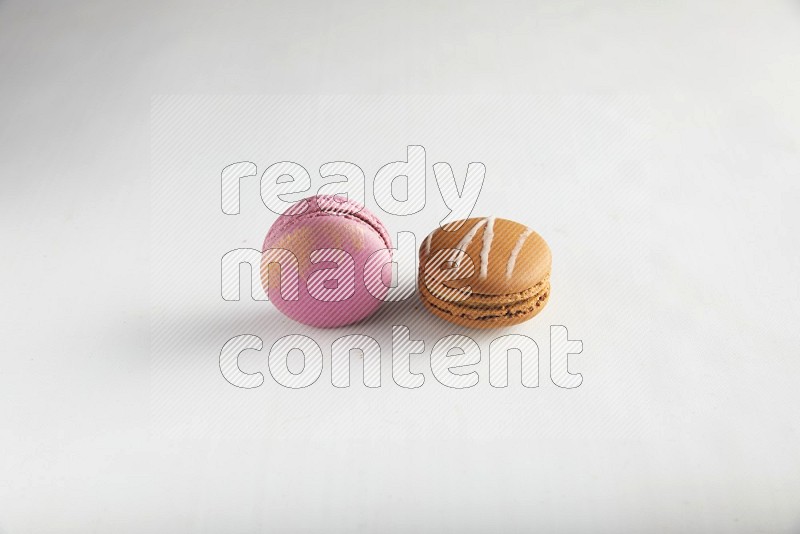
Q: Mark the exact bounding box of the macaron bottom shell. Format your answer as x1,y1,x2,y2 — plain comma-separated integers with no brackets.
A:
418,274,550,329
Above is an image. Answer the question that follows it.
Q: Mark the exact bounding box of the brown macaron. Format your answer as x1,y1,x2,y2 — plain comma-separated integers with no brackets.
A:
418,217,551,328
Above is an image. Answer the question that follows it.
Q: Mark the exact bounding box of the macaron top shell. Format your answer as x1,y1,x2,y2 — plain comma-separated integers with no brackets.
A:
264,194,392,251
419,217,551,296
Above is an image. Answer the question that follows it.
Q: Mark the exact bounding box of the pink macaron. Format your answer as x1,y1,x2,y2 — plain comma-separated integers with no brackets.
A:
261,195,393,327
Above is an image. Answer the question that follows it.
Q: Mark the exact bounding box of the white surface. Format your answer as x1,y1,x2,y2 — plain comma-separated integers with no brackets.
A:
2,1,800,532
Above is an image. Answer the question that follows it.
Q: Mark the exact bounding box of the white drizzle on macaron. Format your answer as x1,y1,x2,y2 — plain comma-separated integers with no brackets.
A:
445,216,532,281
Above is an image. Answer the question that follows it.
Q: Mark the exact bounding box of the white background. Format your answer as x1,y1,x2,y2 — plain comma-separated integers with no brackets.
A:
2,1,799,532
